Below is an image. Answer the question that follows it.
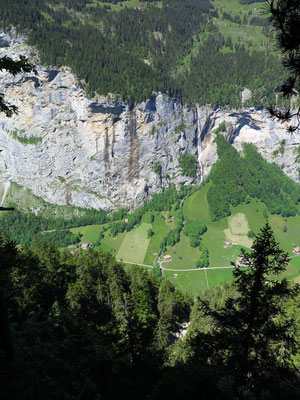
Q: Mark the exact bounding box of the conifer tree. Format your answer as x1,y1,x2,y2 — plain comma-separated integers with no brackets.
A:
192,224,299,397
267,0,300,131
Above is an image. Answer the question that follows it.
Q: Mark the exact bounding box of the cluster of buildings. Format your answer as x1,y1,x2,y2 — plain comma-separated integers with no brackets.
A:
70,242,93,254
224,241,237,248
152,253,172,260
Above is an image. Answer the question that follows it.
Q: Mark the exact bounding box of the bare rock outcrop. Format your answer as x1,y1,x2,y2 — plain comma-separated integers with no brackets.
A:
0,32,299,210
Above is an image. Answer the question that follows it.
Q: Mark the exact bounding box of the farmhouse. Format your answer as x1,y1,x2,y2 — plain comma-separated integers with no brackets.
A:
293,247,300,255
173,274,178,278
224,241,237,248
81,242,92,249
163,254,172,261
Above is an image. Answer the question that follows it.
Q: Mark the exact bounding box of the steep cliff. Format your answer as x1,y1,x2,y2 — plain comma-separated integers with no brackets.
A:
0,32,299,210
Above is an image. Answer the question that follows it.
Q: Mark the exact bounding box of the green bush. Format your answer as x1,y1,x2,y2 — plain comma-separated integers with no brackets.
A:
213,122,226,134
153,162,162,175
147,228,154,238
183,219,207,247
10,129,43,144
174,122,187,134
196,245,209,267
179,154,197,178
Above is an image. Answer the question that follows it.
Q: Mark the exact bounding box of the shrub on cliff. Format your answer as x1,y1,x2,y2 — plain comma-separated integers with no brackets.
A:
179,154,198,178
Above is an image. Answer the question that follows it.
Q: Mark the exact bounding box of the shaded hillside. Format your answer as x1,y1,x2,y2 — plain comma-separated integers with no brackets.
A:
0,227,299,399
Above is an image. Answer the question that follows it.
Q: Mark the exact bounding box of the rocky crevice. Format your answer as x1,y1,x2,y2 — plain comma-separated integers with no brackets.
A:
127,107,139,182
104,128,110,166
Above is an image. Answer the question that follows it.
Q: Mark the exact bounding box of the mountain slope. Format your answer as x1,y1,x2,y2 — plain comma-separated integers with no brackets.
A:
0,0,287,106
0,33,299,210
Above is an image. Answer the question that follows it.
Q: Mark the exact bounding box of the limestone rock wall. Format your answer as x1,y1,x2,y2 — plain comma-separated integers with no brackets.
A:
0,32,299,210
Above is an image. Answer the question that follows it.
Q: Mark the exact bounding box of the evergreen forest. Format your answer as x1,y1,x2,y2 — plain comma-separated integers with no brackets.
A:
207,135,300,221
1,225,299,399
0,0,287,106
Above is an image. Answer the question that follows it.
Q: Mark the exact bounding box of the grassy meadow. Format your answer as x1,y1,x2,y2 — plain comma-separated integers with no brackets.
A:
143,212,172,266
163,269,208,296
163,233,201,269
224,212,252,248
116,222,151,264
71,224,104,243
66,182,300,297
212,0,276,53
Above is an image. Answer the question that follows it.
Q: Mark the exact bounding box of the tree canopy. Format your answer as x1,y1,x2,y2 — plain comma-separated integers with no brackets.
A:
267,0,300,131
0,0,286,107
0,55,36,117
207,135,300,221
183,224,300,398
0,222,299,399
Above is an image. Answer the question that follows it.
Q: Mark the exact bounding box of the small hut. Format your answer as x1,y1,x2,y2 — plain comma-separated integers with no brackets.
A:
81,242,92,249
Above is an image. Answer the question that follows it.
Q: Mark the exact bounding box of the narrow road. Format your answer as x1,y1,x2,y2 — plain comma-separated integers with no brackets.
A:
118,259,240,272
117,254,299,272
117,260,153,268
161,265,237,272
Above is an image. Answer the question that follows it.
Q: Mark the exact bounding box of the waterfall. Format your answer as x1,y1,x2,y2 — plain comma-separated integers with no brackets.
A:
1,180,10,206
196,105,203,183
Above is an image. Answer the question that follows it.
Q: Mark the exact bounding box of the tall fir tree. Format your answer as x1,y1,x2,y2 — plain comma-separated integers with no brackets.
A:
189,224,300,398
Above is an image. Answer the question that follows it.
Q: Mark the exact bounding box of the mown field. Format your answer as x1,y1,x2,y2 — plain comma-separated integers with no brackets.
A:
143,211,176,265
116,222,151,263
290,257,300,284
163,269,208,296
68,183,300,297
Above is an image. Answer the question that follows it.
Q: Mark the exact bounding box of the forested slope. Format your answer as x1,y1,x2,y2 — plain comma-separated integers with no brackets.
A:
0,236,192,399
0,0,286,106
1,227,299,399
207,135,300,220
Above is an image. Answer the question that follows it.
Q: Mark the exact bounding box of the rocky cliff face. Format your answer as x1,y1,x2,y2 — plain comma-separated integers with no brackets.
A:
0,32,299,210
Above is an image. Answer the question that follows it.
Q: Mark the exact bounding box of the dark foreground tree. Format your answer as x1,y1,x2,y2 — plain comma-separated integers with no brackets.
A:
0,51,36,361
0,55,36,117
189,224,300,398
267,0,300,131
